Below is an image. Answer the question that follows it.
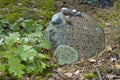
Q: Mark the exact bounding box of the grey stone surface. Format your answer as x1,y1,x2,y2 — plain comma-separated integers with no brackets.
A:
45,8,105,65
76,11,82,16
54,45,78,65
61,7,72,15
51,12,62,24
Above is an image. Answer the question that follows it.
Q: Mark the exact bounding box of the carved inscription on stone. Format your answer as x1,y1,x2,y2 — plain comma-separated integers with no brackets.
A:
48,13,105,58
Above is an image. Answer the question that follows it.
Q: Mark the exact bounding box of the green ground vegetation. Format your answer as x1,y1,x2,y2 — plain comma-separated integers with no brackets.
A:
0,0,57,22
0,0,57,79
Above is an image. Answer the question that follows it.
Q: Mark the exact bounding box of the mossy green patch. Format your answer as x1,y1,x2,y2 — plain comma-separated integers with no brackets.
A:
36,0,57,20
3,13,24,23
0,0,57,23
115,0,120,12
84,73,98,79
95,11,120,27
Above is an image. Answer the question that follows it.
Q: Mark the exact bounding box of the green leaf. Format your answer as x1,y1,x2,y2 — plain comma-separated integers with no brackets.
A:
38,53,49,59
21,20,35,28
10,22,20,31
8,57,25,78
5,32,20,47
0,19,9,24
19,45,37,61
0,14,3,18
40,41,51,50
41,62,46,69
35,63,43,73
25,63,35,73
0,63,5,72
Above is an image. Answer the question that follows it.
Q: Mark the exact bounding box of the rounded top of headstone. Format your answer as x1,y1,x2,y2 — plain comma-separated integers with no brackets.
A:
46,8,105,59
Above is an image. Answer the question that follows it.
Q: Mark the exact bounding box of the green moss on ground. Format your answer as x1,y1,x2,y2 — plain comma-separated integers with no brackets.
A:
94,1,120,27
0,0,57,22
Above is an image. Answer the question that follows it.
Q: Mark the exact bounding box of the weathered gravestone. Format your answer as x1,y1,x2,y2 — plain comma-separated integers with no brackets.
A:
45,8,105,65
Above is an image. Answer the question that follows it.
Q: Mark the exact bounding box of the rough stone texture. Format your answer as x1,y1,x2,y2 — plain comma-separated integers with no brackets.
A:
54,45,78,65
45,8,105,59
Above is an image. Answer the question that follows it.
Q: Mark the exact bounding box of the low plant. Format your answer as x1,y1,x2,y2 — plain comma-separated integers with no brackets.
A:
0,15,52,78
0,32,51,78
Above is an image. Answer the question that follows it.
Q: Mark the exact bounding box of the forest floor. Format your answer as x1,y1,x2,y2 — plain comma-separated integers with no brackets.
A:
0,0,120,80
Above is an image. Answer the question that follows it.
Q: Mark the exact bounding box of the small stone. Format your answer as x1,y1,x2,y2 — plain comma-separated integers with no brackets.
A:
56,68,62,73
111,57,117,62
106,68,113,73
73,70,80,75
65,15,70,19
51,12,62,24
95,28,103,33
61,7,71,14
76,11,82,16
72,9,77,14
88,58,96,63
106,22,111,27
106,74,114,79
107,46,112,51
64,72,73,78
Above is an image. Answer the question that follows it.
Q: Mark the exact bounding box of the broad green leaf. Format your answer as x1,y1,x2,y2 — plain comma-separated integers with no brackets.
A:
38,53,49,59
40,42,51,50
0,63,5,72
1,51,11,58
25,63,35,73
21,20,35,28
34,63,43,73
8,57,25,78
10,22,20,31
19,45,37,61
5,32,20,47
41,62,46,69
0,19,9,24
0,14,3,18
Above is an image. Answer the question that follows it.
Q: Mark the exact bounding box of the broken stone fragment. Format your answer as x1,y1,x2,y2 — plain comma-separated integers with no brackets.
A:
76,11,83,17
51,12,62,24
72,9,77,14
88,58,96,63
54,45,78,65
61,7,72,15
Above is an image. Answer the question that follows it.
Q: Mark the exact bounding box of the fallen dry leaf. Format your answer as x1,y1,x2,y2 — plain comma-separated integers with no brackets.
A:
64,72,73,78
106,74,114,79
88,58,96,63
73,70,80,75
115,64,120,69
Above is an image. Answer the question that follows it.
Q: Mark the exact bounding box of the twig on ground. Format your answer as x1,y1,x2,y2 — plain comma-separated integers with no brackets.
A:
96,68,103,80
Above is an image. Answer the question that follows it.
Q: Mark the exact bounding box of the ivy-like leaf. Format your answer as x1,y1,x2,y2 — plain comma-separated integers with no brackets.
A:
21,20,35,28
41,61,47,69
38,53,49,59
34,62,43,73
8,57,25,78
25,63,35,74
40,41,51,50
0,14,3,18
0,19,9,24
19,45,37,61
5,32,20,47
